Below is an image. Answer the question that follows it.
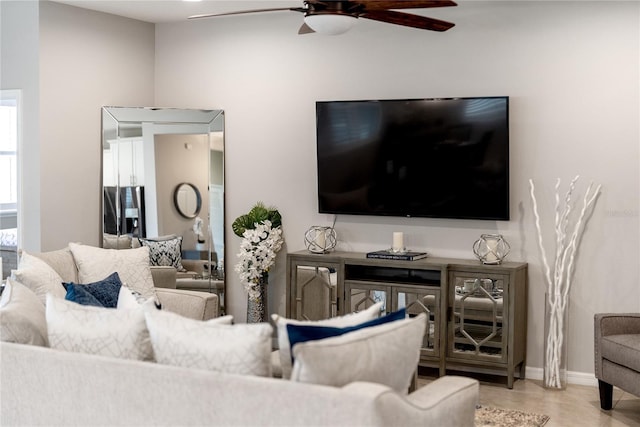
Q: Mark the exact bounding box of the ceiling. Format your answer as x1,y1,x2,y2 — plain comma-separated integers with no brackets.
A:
50,0,467,25
51,1,307,24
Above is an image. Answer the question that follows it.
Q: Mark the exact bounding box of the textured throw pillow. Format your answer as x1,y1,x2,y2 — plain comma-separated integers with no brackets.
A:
286,308,406,363
0,278,49,346
13,251,67,305
63,272,123,308
138,235,184,271
117,285,147,308
290,313,427,392
272,302,383,379
69,243,156,300
102,233,133,250
117,284,164,311
29,247,77,283
64,283,102,307
46,294,153,361
145,309,271,376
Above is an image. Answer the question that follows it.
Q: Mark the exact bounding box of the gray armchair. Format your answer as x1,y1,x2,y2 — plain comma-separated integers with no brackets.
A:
594,313,640,410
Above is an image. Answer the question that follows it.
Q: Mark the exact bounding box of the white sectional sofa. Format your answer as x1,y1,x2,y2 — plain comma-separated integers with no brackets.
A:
0,244,479,426
1,341,479,426
17,244,219,320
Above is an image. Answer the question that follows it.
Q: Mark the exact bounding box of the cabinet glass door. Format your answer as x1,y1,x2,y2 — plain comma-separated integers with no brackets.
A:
394,286,440,358
344,281,389,315
293,265,338,320
449,273,507,362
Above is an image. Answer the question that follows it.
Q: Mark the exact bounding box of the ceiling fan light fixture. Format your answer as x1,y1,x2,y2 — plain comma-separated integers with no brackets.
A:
304,14,357,35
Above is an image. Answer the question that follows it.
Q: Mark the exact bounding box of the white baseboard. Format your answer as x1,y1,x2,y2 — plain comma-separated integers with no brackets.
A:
525,366,598,387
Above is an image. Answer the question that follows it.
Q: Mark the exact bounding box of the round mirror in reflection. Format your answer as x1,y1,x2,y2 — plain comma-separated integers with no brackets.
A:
173,183,202,219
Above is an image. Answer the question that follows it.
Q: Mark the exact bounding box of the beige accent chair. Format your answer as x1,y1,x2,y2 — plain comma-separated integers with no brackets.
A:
594,313,640,409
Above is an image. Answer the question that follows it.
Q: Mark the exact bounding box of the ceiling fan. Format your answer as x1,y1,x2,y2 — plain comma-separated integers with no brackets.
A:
189,1,457,35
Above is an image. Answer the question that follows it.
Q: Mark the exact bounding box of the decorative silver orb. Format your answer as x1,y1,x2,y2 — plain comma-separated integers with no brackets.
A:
473,234,510,265
304,226,337,254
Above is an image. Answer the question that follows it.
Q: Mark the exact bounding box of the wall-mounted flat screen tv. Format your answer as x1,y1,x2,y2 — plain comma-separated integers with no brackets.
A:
316,96,509,220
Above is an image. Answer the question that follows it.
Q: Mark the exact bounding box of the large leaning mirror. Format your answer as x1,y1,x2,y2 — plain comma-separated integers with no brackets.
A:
101,107,225,311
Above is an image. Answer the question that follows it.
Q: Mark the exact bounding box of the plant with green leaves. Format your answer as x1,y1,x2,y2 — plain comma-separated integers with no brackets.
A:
233,202,284,300
232,202,282,237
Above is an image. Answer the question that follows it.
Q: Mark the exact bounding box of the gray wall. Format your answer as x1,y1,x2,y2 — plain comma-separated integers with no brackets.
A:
154,1,639,380
38,1,155,249
0,1,40,249
2,0,639,382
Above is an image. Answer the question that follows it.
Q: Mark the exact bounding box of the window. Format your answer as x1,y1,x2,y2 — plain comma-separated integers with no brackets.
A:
0,95,18,214
0,90,20,281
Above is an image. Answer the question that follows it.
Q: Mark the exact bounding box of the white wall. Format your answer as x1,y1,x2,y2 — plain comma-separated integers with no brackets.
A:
0,1,40,250
38,1,155,249
7,0,638,378
155,1,640,375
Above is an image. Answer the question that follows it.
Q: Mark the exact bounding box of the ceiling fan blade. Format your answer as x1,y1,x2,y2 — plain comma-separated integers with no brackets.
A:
358,1,457,11
298,22,316,34
362,10,455,31
189,7,305,20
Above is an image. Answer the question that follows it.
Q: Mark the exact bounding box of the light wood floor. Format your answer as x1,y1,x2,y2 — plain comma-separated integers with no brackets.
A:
417,375,640,427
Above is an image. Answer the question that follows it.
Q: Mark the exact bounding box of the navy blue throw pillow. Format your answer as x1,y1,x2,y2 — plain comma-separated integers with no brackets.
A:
63,272,123,308
286,308,406,363
64,284,103,307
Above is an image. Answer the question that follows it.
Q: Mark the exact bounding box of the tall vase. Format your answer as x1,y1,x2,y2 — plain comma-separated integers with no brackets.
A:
247,273,268,323
543,292,569,389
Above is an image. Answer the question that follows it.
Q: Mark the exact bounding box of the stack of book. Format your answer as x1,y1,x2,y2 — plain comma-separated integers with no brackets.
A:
365,249,428,261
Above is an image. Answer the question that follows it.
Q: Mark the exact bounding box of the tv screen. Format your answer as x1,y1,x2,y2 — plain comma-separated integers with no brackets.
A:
316,97,509,220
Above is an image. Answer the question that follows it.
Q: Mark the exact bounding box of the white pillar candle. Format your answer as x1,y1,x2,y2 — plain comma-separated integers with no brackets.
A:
315,229,326,250
392,232,404,252
485,239,498,262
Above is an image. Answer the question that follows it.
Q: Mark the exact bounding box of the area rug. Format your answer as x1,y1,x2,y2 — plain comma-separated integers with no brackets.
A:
475,405,550,427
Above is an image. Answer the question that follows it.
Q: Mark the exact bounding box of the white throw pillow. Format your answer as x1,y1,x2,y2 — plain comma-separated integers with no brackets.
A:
46,294,153,361
116,284,147,310
13,251,67,305
145,309,271,376
290,313,426,393
0,278,49,346
116,284,164,311
271,302,383,379
69,243,156,300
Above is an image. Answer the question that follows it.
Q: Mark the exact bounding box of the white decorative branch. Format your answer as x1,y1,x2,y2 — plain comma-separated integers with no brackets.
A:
529,176,601,388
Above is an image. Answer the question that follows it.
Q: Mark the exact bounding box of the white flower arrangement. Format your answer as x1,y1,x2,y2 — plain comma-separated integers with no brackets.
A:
192,216,205,243
234,219,284,300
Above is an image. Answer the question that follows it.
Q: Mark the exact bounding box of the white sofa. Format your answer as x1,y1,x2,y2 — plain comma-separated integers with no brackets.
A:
1,341,479,426
24,245,219,320
1,245,479,426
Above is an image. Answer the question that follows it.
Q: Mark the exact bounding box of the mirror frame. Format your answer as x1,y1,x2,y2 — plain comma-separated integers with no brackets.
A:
100,106,225,309
173,182,202,219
